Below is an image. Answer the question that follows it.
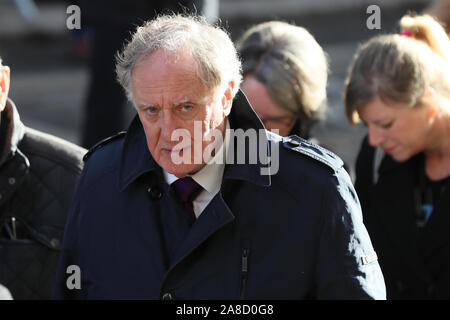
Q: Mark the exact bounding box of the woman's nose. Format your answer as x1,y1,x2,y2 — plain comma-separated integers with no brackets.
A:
368,125,385,147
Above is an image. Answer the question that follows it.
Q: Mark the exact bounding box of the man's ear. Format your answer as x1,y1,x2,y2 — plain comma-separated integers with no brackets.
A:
222,80,235,117
0,66,11,112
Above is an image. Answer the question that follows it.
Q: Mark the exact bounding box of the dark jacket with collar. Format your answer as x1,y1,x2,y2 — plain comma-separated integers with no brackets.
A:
355,136,450,299
0,100,86,299
53,91,385,300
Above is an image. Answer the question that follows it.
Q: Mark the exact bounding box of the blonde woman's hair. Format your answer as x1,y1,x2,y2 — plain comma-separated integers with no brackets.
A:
344,14,450,125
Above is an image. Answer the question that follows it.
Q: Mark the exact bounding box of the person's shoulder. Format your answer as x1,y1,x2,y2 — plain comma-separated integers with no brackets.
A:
82,131,127,163
276,134,344,173
80,131,127,178
21,127,88,174
268,133,354,208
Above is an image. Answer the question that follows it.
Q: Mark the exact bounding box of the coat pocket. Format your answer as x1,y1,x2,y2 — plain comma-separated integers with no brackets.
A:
0,216,61,250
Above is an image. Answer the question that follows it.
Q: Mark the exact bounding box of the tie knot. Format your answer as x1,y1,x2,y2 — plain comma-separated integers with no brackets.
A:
172,177,203,203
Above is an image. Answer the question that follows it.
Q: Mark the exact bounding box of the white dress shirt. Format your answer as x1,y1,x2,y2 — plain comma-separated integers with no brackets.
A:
164,119,230,218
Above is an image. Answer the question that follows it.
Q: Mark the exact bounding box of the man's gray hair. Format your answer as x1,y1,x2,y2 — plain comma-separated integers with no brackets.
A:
116,14,242,103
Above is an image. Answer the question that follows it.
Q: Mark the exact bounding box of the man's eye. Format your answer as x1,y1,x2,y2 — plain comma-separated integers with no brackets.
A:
180,105,193,112
147,107,159,114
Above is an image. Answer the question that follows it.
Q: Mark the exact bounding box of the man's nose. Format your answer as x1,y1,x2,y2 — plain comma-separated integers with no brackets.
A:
368,125,385,147
160,110,177,141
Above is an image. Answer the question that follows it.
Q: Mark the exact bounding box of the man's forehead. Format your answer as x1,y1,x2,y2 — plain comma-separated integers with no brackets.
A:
135,92,214,108
139,47,195,68
133,48,202,86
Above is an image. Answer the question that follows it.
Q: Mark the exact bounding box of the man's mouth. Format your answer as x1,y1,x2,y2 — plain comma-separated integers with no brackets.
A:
161,146,190,154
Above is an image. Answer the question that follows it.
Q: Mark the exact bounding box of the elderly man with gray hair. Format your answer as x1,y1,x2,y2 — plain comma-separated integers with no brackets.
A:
53,14,385,300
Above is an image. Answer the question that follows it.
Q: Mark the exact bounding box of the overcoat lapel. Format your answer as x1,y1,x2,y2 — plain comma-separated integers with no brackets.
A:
168,193,235,270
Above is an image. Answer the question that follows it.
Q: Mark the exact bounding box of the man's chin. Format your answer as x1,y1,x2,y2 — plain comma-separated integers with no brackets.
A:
162,163,205,178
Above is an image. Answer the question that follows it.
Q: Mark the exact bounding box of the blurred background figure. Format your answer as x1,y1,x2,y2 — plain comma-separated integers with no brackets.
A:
78,0,219,148
237,21,327,139
236,21,352,171
344,14,450,299
0,56,86,299
424,0,450,34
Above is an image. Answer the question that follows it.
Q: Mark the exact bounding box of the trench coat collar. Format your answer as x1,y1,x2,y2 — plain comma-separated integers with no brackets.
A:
0,99,26,167
119,89,272,191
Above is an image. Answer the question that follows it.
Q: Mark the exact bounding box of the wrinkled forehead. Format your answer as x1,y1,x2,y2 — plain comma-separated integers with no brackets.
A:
132,54,220,107
134,48,219,93
133,49,198,84
135,46,196,72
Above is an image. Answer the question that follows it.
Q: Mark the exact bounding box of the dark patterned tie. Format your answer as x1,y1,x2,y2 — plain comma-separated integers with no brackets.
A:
172,177,203,220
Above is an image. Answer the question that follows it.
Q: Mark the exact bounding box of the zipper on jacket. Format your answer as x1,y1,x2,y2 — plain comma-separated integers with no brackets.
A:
240,248,249,299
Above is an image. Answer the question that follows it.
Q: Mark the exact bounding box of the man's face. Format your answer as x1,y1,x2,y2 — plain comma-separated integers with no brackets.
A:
0,64,10,112
132,48,232,177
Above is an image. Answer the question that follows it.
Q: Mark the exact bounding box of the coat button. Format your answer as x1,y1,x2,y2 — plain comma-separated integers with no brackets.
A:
50,238,60,249
161,292,174,300
147,187,162,200
8,177,16,185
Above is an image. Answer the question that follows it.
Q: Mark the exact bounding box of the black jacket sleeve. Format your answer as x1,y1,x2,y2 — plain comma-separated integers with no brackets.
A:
316,165,386,299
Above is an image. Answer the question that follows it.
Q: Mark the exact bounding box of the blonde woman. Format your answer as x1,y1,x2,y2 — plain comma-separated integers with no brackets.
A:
345,14,450,299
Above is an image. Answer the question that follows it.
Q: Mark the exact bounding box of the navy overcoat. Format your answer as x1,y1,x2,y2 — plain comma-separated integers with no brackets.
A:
53,91,386,299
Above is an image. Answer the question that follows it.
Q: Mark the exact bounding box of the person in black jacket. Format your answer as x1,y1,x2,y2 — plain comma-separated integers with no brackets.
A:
0,57,87,299
344,14,450,299
53,14,385,300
